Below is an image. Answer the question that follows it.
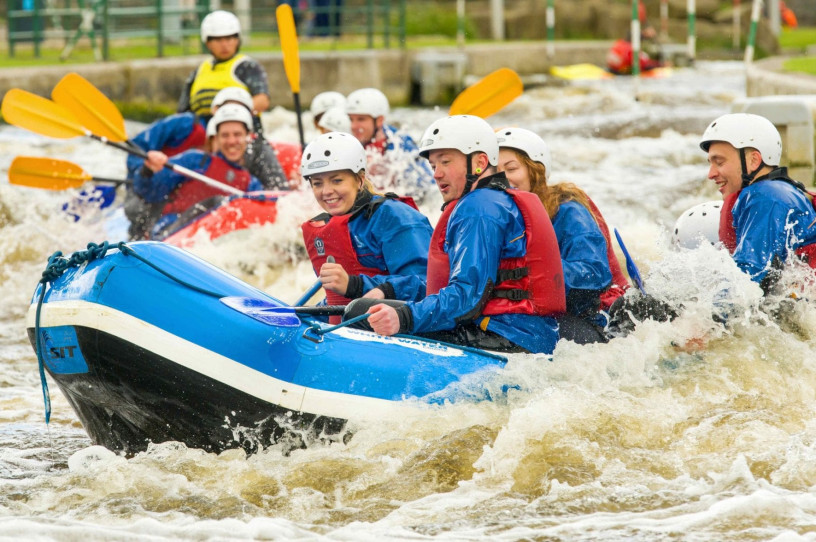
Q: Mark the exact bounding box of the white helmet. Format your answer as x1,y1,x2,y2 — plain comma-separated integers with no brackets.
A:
699,113,782,166
318,107,351,134
672,200,722,249
345,88,389,118
200,10,241,42
211,103,253,133
206,118,217,138
310,91,346,117
211,86,253,112
418,115,499,166
300,132,367,177
495,127,552,182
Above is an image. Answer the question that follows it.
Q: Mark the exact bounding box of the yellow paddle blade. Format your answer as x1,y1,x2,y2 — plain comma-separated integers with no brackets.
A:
8,156,92,190
449,68,523,119
276,4,301,94
52,73,128,142
549,63,613,80
1,89,86,139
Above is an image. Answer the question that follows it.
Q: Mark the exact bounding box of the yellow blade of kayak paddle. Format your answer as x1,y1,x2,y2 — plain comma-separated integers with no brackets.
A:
277,4,301,95
9,156,93,190
52,72,129,143
449,67,524,118
276,3,306,149
1,88,87,139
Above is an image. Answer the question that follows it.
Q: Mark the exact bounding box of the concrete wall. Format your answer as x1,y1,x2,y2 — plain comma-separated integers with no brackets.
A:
747,57,816,97
745,58,816,186
0,41,612,110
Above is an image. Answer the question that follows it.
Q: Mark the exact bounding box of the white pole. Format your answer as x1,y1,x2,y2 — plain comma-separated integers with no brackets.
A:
631,0,640,77
687,0,696,63
235,0,250,45
457,0,465,47
660,0,669,41
768,0,780,36
490,0,504,41
733,0,741,50
546,0,555,58
744,0,762,64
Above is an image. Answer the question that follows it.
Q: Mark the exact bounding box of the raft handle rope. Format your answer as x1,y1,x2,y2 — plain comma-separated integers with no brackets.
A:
33,240,228,424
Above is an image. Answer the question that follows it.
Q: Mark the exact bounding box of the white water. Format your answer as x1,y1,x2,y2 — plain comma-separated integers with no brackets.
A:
3,61,816,541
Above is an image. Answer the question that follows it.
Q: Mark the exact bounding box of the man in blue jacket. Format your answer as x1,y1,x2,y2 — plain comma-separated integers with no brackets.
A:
366,115,566,354
132,104,263,238
700,113,816,292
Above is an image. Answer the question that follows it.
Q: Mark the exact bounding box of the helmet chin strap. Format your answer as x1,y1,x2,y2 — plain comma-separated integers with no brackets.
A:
463,153,479,195
739,148,764,187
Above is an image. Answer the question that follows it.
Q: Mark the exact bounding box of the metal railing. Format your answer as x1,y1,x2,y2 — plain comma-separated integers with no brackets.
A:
6,0,408,60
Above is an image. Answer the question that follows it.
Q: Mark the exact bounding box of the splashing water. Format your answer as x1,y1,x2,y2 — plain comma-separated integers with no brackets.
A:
3,62,816,541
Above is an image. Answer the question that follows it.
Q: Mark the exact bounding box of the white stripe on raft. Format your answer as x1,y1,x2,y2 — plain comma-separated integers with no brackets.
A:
26,300,423,422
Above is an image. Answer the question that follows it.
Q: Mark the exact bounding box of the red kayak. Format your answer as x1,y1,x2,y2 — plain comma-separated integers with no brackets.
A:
162,191,284,248
161,142,302,247
271,140,302,187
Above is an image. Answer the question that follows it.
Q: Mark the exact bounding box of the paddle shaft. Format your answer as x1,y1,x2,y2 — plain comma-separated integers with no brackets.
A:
614,229,646,295
294,255,334,306
292,92,306,150
97,134,246,197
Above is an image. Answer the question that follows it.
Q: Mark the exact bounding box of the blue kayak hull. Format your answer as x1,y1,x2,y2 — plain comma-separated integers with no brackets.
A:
26,242,506,454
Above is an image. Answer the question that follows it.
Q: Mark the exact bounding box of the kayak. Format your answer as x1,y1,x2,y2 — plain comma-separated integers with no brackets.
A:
26,241,506,455
549,63,673,81
158,191,283,247
270,140,302,185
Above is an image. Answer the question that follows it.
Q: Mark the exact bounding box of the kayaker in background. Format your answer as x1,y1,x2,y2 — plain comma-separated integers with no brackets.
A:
495,127,623,342
207,86,290,190
177,10,270,119
606,0,664,75
309,90,346,132
700,113,816,296
365,115,566,354
132,104,263,239
345,87,435,198
124,86,288,239
300,132,433,322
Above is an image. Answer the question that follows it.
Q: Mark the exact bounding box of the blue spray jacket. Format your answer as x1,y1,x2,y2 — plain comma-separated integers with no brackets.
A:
126,113,207,178
407,184,560,354
345,197,433,301
732,174,816,282
132,150,262,203
551,200,613,316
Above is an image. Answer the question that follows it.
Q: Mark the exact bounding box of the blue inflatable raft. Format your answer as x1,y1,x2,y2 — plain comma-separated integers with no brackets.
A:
25,241,507,455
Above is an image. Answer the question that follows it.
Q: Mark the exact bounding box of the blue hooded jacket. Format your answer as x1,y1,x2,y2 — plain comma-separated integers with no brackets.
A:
407,181,560,354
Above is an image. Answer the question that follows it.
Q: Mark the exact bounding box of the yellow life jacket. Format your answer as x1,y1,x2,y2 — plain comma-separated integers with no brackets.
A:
189,54,250,116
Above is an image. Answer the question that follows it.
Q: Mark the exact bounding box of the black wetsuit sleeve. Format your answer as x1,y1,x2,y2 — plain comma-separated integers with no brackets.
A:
235,58,270,100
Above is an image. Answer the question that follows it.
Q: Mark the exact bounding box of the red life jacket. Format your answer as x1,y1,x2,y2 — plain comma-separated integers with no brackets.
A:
161,155,252,215
426,189,566,317
607,39,633,74
586,198,629,310
301,195,417,323
719,191,740,253
719,186,816,268
164,119,207,157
